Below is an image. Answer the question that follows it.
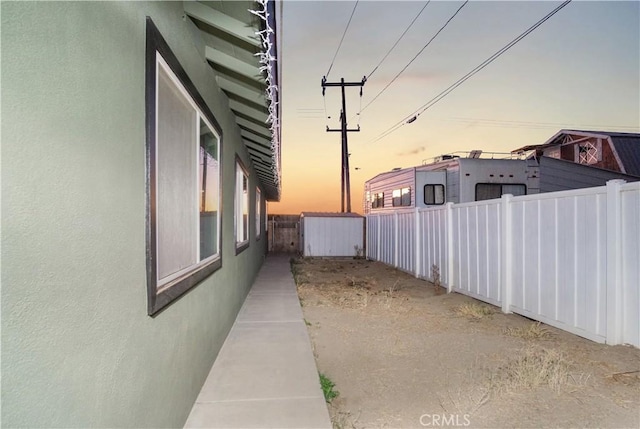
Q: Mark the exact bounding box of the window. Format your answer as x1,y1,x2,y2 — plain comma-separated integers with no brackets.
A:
372,192,384,209
256,187,262,240
424,184,445,205
576,141,600,165
235,159,249,251
392,187,411,207
145,18,222,316
475,183,526,201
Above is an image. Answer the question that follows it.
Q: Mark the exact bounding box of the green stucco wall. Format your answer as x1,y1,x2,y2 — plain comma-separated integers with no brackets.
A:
1,2,268,427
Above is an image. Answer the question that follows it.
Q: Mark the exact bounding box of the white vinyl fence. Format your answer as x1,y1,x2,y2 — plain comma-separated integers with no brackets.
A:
366,180,640,347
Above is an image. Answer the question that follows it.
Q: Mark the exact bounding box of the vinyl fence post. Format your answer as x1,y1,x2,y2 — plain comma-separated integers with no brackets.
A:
500,194,513,314
365,215,369,259
606,179,625,344
393,211,399,268
376,215,381,261
446,203,454,293
415,208,421,278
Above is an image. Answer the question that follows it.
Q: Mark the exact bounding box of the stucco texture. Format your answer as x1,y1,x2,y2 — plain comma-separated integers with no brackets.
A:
1,2,268,427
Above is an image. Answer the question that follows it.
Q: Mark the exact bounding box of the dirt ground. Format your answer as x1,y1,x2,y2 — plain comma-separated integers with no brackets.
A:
292,257,640,429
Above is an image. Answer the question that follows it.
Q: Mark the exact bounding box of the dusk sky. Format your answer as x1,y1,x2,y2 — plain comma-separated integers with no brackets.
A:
268,0,640,215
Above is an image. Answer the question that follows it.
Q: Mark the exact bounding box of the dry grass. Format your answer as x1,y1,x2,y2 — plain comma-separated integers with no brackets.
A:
607,370,640,387
505,322,552,340
454,302,495,319
493,346,572,393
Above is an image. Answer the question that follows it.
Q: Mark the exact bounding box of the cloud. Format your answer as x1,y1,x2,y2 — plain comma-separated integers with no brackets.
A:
396,146,426,156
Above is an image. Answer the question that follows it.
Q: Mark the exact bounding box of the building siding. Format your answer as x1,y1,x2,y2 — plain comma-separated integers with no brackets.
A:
365,168,416,213
1,2,268,427
538,156,639,192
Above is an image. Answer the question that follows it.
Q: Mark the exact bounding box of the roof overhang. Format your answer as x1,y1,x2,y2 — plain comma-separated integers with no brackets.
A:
185,0,281,201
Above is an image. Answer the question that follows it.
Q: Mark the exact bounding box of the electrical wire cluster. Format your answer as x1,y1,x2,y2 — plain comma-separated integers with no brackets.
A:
321,0,580,143
371,0,573,144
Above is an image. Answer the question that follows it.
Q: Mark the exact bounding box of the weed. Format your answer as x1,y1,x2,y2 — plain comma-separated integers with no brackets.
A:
495,346,571,393
304,318,312,327
330,407,359,429
608,370,640,386
505,322,552,340
431,264,443,295
353,245,365,259
381,279,401,308
319,373,340,403
454,302,495,319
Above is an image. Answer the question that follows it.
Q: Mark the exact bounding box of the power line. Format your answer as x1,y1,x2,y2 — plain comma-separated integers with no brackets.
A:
326,1,360,78
361,0,469,114
446,117,640,131
366,1,432,80
372,0,573,144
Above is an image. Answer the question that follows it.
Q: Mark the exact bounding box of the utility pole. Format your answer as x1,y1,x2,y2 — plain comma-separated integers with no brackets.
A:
322,76,366,212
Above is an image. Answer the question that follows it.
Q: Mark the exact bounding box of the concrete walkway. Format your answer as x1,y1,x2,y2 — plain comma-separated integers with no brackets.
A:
184,254,332,429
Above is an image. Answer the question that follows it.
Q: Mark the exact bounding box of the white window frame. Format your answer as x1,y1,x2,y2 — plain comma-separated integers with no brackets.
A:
575,140,601,165
145,18,223,316
256,187,262,240
235,159,250,252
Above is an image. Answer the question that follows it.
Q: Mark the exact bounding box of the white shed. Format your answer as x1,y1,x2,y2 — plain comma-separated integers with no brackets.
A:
299,212,364,257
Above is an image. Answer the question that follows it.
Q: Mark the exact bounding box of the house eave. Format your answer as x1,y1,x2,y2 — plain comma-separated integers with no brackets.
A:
185,0,281,201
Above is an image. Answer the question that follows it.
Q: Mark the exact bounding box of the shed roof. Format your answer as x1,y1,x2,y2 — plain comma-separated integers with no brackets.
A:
301,212,364,218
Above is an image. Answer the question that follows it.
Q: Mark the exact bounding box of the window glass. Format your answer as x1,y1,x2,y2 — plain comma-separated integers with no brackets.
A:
475,184,502,201
392,189,401,207
392,188,411,207
476,183,526,201
401,187,411,206
424,184,445,205
145,19,223,315
372,192,384,208
156,62,198,282
502,184,526,196
199,119,219,260
236,161,249,247
256,188,262,239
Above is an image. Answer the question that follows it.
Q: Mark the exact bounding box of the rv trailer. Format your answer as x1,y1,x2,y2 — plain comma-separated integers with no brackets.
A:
364,149,639,214
363,151,540,214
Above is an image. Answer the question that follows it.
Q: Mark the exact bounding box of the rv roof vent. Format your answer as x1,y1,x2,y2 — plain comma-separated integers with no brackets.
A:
469,150,483,158
441,154,455,160
392,167,401,171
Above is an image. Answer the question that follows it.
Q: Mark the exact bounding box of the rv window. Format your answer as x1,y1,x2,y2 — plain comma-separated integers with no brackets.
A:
502,184,526,196
145,18,222,316
475,183,526,201
393,187,411,207
372,192,384,209
401,187,411,206
424,184,445,205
